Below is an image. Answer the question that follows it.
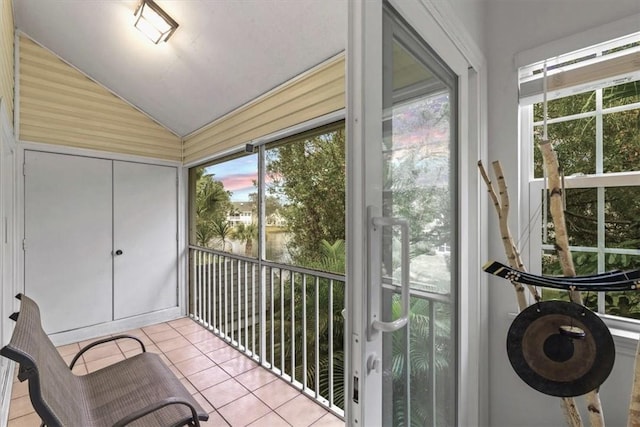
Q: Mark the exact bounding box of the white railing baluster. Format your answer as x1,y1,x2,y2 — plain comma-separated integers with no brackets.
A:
218,254,223,333
302,274,308,391
280,268,285,374
237,260,243,347
260,263,266,365
252,263,256,356
244,261,249,352
270,268,275,367
198,254,204,321
230,259,235,343
291,272,296,384
329,279,334,407
314,276,320,399
197,250,203,322
212,254,217,332
224,257,229,338
188,246,348,419
202,254,213,328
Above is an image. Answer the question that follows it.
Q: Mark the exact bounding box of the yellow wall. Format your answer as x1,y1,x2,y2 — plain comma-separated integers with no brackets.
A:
0,0,14,124
184,54,345,164
16,31,343,163
18,37,181,161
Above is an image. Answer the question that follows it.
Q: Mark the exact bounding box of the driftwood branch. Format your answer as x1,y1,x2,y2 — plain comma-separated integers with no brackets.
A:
478,159,580,426
539,141,605,427
477,160,539,310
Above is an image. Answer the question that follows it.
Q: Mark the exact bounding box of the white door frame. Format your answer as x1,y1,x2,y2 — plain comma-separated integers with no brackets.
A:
1,99,17,348
346,0,487,424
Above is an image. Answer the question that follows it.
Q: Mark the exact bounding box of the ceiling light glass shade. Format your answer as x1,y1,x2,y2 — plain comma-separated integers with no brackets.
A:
134,0,178,44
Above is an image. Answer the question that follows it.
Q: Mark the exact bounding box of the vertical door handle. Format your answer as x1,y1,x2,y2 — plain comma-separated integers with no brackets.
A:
367,206,410,340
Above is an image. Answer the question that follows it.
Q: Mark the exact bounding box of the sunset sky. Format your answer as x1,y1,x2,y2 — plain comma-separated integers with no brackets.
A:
205,153,258,201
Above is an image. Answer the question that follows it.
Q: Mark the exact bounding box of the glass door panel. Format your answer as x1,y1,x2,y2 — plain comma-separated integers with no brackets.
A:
379,6,457,426
347,1,465,425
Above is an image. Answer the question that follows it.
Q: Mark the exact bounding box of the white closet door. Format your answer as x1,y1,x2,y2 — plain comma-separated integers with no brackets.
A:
24,151,113,334
113,161,177,319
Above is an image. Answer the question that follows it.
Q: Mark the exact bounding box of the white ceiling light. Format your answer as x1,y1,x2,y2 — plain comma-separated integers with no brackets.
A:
134,0,179,44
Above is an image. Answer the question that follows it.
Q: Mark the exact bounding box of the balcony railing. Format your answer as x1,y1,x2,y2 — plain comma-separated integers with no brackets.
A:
188,246,346,417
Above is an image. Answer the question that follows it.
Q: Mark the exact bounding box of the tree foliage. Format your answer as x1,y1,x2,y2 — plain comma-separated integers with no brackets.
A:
193,169,233,248
535,81,640,318
266,129,346,268
230,222,257,256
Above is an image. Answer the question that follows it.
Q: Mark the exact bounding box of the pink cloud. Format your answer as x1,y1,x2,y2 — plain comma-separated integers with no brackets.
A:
222,173,257,191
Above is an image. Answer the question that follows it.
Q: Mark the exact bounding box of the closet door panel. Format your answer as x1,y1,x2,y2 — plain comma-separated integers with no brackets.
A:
113,161,177,319
24,151,113,334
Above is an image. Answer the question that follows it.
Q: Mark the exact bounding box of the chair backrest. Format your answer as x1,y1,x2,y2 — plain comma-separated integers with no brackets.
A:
1,294,87,426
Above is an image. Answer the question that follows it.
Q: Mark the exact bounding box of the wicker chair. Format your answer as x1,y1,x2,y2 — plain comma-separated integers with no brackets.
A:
1,294,209,427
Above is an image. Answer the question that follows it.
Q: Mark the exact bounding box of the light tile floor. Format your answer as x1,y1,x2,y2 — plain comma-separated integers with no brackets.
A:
7,317,344,427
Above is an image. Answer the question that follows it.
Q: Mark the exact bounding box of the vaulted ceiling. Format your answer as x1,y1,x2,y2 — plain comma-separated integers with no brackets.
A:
13,0,347,137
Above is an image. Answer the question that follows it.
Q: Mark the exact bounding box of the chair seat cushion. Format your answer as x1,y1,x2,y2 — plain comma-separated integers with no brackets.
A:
82,352,207,427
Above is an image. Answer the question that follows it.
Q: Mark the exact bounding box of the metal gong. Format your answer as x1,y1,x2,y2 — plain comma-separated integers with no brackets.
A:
506,300,615,397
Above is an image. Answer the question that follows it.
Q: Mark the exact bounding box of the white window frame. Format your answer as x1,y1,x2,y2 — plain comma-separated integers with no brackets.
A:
519,28,640,331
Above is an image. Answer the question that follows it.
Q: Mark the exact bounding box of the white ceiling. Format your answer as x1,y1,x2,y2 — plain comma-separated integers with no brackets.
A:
13,0,347,137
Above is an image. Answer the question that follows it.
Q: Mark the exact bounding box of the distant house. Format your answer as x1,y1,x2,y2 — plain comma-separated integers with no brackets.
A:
266,211,287,227
227,201,255,225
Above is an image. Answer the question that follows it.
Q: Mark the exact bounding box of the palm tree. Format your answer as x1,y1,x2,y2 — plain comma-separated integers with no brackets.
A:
390,296,453,426
195,220,217,247
193,169,233,248
230,222,258,256
265,240,346,409
211,218,232,251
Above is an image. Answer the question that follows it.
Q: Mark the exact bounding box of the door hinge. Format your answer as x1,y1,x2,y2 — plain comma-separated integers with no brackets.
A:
22,238,27,250
23,162,26,176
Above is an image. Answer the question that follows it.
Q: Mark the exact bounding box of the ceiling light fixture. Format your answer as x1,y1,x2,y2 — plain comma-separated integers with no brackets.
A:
134,0,179,44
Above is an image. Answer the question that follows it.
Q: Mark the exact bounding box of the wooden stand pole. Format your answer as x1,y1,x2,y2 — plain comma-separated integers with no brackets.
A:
539,141,605,427
478,160,582,426
478,160,539,307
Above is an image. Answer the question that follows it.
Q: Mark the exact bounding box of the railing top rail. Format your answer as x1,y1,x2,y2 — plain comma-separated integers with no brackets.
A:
189,245,257,263
261,259,345,282
189,245,345,283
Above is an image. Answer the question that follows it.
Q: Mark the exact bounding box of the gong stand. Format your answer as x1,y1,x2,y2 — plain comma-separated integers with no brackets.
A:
539,140,606,427
478,160,583,426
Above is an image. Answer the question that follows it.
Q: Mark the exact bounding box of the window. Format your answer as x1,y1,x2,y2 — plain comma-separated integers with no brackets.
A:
191,153,258,256
189,121,345,271
520,33,640,320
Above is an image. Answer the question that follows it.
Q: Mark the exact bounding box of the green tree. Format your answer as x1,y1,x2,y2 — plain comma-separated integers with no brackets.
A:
211,218,233,251
266,128,346,268
267,239,346,409
390,297,453,427
194,169,233,248
248,192,283,218
230,222,258,256
534,81,640,318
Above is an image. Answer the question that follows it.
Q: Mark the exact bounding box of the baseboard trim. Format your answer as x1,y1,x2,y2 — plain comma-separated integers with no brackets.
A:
49,307,183,346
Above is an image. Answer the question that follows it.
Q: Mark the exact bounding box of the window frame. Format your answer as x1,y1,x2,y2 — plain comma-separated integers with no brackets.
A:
189,115,346,268
519,37,640,328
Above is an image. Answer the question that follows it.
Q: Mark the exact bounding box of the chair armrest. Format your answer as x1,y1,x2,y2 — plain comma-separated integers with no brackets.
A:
69,335,146,369
111,396,201,427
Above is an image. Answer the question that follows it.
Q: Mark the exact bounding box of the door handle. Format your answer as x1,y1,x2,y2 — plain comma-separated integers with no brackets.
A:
114,249,123,256
367,206,410,340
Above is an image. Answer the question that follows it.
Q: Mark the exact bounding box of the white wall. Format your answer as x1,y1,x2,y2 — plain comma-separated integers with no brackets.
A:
449,0,487,53
486,1,640,426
